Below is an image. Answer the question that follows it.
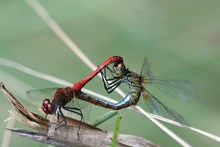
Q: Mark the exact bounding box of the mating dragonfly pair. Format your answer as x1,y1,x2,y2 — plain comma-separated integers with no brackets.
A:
28,56,193,127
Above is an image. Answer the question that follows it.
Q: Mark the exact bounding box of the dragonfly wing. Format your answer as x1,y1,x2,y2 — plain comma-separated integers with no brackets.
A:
25,88,59,115
139,58,194,100
140,58,153,79
147,93,189,125
65,97,92,122
26,88,58,101
148,79,194,100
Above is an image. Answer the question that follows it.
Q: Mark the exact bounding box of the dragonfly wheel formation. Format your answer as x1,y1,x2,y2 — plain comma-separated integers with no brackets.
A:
28,56,192,134
27,56,126,133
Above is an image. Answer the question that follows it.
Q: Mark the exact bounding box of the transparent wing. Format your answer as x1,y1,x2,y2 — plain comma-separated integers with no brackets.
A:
146,92,189,125
66,97,91,122
26,88,58,101
148,78,194,100
140,58,194,100
140,57,153,79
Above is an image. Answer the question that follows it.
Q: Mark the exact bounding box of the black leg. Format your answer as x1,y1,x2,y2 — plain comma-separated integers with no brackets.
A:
100,68,122,93
63,106,85,139
102,76,121,93
105,80,122,93
63,107,85,122
101,67,116,82
104,66,116,77
54,108,67,130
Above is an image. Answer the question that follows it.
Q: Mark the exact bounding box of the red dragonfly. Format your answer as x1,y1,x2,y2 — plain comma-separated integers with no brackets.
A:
100,58,194,125
28,56,134,126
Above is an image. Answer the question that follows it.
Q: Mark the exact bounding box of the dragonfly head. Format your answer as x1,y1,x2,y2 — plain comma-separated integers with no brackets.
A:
113,62,127,76
42,98,55,115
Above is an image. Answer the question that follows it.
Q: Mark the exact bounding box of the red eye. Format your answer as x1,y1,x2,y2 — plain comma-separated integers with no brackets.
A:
42,98,50,106
42,99,54,114
47,103,55,114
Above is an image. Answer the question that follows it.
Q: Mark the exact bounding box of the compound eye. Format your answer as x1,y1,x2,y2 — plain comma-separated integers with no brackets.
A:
47,103,55,114
41,99,54,114
114,62,125,74
42,98,50,106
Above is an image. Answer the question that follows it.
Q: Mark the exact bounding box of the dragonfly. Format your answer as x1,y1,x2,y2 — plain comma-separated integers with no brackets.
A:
27,56,130,126
100,57,194,125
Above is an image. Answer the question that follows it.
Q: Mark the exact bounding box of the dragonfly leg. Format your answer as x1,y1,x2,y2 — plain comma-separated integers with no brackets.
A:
101,66,120,83
102,76,122,93
44,114,48,119
63,106,85,139
106,80,122,93
101,68,122,93
63,106,85,122
54,108,67,130
104,66,117,77
101,70,121,86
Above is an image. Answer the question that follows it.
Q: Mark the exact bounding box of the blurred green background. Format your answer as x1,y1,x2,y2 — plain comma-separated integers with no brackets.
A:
0,0,220,146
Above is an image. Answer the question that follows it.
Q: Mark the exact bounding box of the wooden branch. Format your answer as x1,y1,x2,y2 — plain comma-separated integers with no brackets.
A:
7,126,158,147
0,82,159,147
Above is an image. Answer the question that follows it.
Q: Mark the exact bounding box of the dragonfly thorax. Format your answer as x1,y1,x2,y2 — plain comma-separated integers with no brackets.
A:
41,87,76,115
52,87,75,107
121,70,144,92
